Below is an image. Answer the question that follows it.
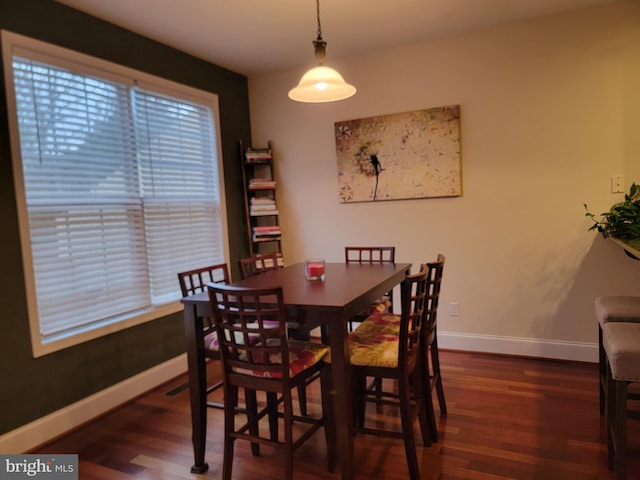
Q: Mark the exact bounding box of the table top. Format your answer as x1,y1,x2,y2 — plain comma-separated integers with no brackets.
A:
182,262,411,314
237,262,410,308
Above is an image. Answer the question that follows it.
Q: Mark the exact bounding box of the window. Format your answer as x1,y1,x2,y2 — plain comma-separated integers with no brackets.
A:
2,31,228,357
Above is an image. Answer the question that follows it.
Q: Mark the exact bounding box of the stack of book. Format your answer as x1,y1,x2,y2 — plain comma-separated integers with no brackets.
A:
252,225,281,242
245,148,272,164
250,197,278,216
248,178,276,190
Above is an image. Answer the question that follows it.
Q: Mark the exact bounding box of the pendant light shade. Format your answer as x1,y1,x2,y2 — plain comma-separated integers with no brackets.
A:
288,0,356,103
288,65,356,103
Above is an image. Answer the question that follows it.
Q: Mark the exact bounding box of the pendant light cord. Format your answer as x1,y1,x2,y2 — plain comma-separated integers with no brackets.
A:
313,0,327,64
288,0,357,101
316,0,323,41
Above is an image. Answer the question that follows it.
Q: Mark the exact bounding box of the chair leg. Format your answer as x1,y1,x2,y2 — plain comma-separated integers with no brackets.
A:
223,385,238,480
418,348,438,444
283,389,295,480
412,365,432,447
222,435,235,480
267,392,279,442
431,336,447,414
297,384,308,416
354,374,367,428
373,377,383,400
320,366,337,472
398,373,421,480
245,389,260,456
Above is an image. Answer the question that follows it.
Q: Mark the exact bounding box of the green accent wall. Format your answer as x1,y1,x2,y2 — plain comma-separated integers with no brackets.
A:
0,0,251,436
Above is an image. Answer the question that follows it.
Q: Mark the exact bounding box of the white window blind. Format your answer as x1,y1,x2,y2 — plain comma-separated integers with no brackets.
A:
133,87,224,303
3,32,227,355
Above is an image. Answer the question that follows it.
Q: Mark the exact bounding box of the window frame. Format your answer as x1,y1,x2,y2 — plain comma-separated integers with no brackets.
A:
2,30,229,357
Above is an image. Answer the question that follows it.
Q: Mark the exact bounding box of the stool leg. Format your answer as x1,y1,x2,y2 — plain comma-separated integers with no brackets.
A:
606,355,629,480
614,380,628,480
599,325,606,416
606,358,615,470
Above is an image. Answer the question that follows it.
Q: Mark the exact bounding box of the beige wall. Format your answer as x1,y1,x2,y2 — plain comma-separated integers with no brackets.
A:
247,1,640,362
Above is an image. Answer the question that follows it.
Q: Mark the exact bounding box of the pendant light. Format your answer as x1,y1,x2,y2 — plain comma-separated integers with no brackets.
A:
288,0,356,103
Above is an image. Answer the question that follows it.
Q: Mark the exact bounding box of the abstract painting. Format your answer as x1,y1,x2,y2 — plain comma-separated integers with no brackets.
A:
335,105,461,203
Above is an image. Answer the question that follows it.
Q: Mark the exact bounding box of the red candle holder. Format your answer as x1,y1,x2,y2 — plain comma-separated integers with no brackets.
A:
305,259,325,281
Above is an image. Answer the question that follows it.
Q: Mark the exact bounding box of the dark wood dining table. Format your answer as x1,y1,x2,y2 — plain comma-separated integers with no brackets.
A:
181,261,411,479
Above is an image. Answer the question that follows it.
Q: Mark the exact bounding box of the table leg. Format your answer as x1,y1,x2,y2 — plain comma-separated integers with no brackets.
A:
328,313,354,480
183,303,209,473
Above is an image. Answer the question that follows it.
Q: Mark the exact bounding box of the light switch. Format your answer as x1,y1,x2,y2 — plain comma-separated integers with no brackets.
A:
612,175,625,193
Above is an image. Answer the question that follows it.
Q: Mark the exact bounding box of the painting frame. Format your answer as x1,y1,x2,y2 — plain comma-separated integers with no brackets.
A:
335,105,462,203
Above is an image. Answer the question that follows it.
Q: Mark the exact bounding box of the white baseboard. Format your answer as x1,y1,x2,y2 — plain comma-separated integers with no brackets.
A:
0,354,188,454
438,331,598,363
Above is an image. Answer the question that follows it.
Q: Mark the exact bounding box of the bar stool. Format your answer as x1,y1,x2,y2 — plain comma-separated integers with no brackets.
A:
595,296,640,414
601,322,640,479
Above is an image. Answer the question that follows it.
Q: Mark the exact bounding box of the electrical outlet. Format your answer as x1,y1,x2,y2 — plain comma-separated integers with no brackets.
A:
449,302,459,317
612,175,625,193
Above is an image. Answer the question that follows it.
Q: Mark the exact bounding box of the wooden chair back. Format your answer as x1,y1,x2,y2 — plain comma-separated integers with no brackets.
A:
237,252,283,280
177,263,231,409
345,246,395,264
177,263,230,297
398,265,429,371
345,246,396,318
208,283,290,382
423,254,445,346
421,253,447,425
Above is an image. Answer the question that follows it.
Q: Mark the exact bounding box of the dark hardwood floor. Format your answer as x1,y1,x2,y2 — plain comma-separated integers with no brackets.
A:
34,350,640,479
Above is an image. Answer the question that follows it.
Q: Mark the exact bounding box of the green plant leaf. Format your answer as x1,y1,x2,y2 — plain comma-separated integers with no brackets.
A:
583,182,640,240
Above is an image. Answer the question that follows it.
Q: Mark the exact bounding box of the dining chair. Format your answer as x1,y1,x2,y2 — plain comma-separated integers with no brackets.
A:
356,254,447,438
177,263,231,410
207,283,335,480
420,254,447,441
344,246,397,399
344,246,396,330
346,266,432,480
237,252,282,280
237,252,322,415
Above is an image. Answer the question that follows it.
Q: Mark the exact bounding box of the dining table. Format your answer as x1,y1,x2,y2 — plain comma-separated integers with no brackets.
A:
181,261,411,479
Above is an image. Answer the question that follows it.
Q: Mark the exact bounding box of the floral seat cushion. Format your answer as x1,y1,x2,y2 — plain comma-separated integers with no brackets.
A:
370,297,392,314
234,340,329,379
325,330,399,368
349,297,393,324
354,312,401,335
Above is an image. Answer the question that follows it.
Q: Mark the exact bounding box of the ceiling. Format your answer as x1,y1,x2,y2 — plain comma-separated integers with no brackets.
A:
55,0,622,76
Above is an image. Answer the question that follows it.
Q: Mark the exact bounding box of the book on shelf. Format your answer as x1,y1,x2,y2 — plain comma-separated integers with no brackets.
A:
245,148,272,163
250,209,279,216
253,235,282,243
253,225,281,233
252,225,281,241
249,197,277,216
250,197,275,205
249,178,276,189
252,231,281,237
